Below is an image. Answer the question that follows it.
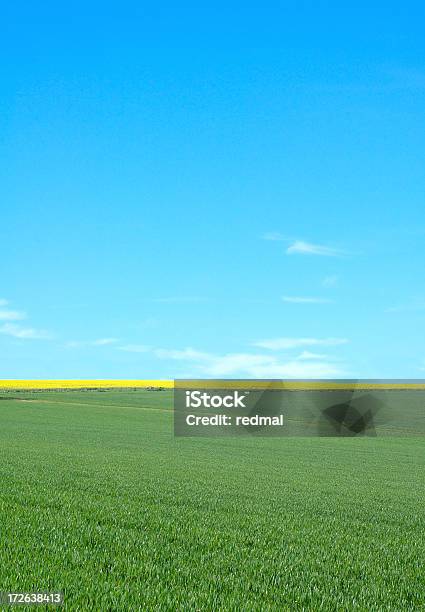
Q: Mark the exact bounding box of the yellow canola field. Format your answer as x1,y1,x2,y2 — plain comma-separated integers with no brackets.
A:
0,380,173,389
1,380,425,390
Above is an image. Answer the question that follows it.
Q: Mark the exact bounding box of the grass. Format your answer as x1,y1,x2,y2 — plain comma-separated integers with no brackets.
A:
0,390,424,610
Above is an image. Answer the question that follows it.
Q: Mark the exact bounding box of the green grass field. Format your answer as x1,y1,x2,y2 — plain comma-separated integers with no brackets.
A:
0,390,424,610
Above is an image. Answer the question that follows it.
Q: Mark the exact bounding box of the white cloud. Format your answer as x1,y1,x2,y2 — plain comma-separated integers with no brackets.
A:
153,346,346,378
154,347,212,361
253,337,348,350
199,353,275,376
322,275,338,288
286,241,342,256
282,296,332,304
0,323,51,340
66,338,119,348
118,344,151,353
0,299,51,340
243,360,344,378
295,351,330,360
0,309,26,321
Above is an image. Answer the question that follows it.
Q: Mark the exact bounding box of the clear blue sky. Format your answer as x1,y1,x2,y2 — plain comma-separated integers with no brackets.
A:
2,2,425,379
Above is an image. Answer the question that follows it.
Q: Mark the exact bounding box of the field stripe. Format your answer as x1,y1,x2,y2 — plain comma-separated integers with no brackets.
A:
22,398,173,412
2,379,425,390
0,379,173,389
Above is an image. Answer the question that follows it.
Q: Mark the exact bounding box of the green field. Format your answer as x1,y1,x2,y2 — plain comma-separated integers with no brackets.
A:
0,390,424,610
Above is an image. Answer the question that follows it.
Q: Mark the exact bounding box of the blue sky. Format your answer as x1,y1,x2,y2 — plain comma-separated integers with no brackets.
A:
1,2,425,379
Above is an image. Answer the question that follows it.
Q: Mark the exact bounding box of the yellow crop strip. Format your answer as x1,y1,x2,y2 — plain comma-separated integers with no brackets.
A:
1,380,425,390
0,380,174,389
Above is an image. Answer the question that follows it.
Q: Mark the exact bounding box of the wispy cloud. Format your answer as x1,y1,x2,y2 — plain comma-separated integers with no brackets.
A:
282,296,332,304
0,299,51,340
65,341,84,348
154,347,212,361
0,323,51,340
261,232,286,241
253,337,348,350
66,338,118,348
153,345,346,378
118,344,151,353
239,360,344,378
114,329,347,377
202,354,275,376
322,275,338,288
286,241,342,257
0,308,26,321
295,351,330,360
